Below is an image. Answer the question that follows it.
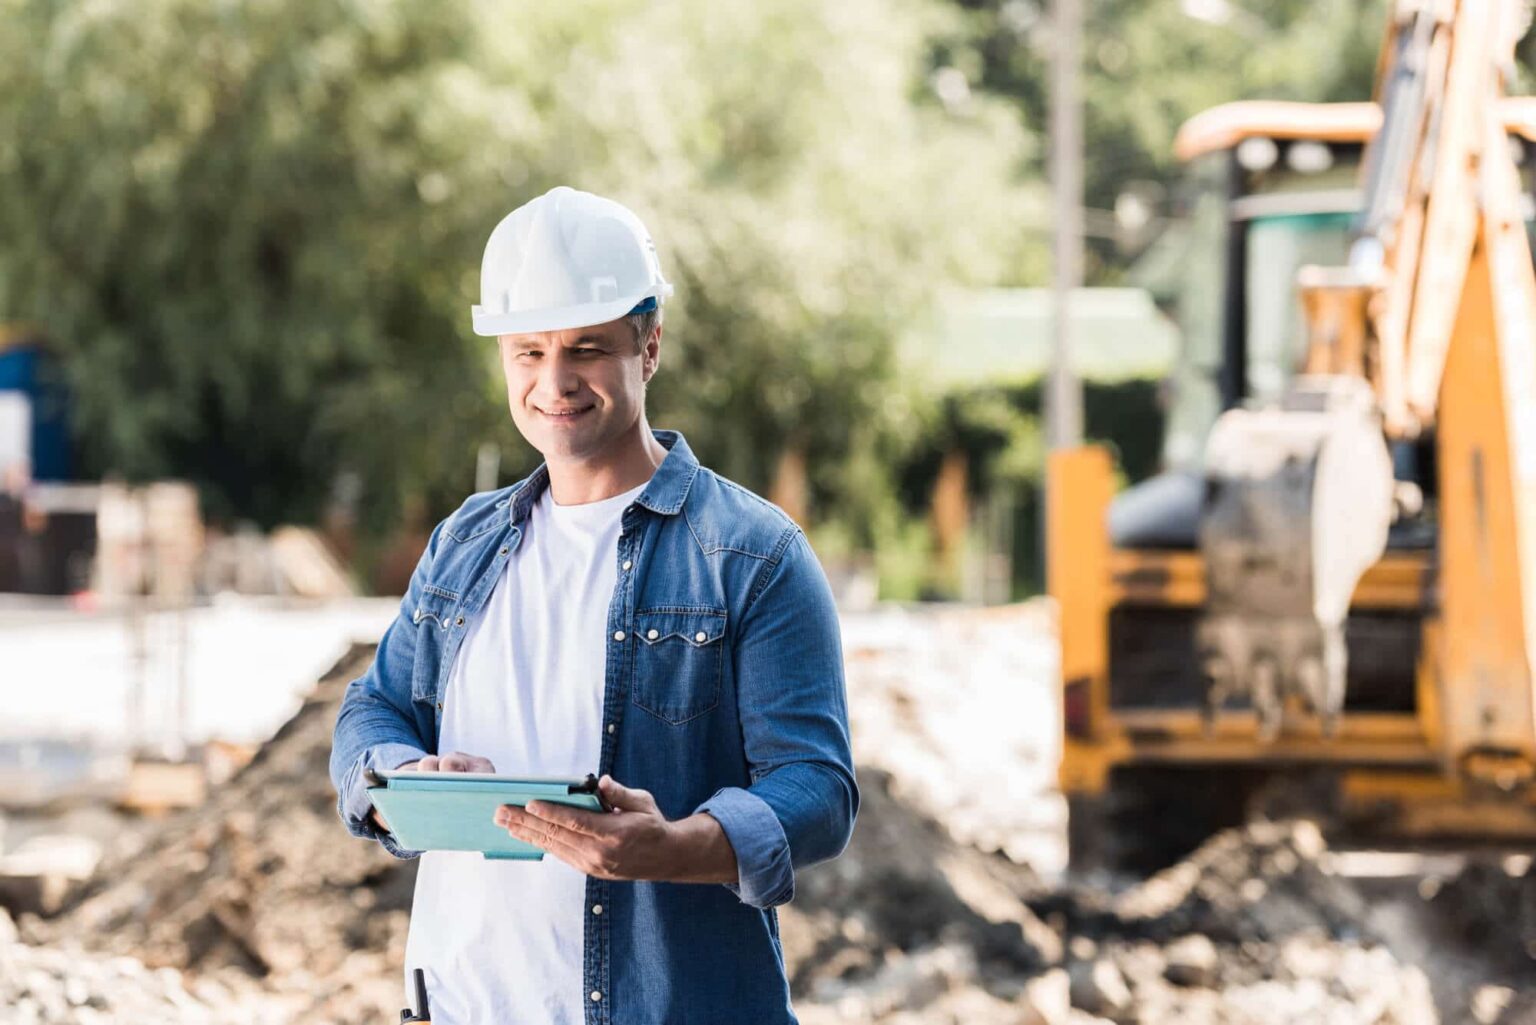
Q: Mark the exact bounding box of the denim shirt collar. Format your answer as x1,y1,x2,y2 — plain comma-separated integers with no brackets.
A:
506,429,699,525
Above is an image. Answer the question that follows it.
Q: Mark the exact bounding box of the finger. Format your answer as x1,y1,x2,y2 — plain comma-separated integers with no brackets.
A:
500,812,598,868
521,800,608,838
599,774,657,812
494,803,527,828
439,752,484,772
529,832,598,875
417,755,440,771
495,803,588,833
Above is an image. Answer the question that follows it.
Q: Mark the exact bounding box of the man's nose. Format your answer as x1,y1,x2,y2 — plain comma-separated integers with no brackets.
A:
533,349,580,398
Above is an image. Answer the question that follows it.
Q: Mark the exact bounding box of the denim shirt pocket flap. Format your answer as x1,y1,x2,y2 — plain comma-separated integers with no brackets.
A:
411,587,460,629
409,589,459,702
634,608,726,647
631,607,726,724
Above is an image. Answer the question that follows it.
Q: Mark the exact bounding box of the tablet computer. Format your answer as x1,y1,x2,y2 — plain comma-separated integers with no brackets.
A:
365,769,609,860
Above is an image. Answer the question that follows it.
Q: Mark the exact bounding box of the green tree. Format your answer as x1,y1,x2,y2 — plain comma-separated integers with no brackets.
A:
0,0,503,528
934,0,1385,280
0,0,1037,541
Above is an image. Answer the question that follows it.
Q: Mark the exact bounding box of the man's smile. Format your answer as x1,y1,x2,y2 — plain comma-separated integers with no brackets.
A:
537,404,595,421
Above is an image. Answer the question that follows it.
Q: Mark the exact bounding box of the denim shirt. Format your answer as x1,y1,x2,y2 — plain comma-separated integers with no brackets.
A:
329,430,859,1025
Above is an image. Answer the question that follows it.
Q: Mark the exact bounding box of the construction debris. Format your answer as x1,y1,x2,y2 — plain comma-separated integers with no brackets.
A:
26,644,410,1025
8,608,1536,1024
0,835,100,917
1025,820,1441,1025
840,603,1067,872
0,905,292,1024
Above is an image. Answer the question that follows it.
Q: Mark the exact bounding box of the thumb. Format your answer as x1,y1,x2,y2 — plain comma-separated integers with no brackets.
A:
600,774,656,813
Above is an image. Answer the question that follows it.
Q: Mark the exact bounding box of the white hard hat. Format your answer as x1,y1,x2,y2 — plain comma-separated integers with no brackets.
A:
471,186,674,337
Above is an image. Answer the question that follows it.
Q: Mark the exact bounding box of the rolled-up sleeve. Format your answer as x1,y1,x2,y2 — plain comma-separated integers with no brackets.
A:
694,527,859,908
329,522,445,860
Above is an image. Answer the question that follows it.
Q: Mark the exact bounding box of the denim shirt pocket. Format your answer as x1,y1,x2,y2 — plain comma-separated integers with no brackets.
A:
631,607,727,725
409,587,460,705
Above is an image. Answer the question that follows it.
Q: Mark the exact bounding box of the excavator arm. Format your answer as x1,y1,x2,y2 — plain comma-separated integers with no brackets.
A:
1199,0,1536,764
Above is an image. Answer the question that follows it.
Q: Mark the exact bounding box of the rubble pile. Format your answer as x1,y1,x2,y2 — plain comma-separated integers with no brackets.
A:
0,906,284,1024
779,769,1062,1017
12,609,1536,1024
1096,819,1369,942
1420,854,1536,972
1025,820,1439,1025
28,644,416,1025
786,796,1446,1025
840,603,1067,871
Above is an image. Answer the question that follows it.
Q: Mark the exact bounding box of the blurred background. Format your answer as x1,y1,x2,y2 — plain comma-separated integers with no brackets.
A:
2,0,1535,1022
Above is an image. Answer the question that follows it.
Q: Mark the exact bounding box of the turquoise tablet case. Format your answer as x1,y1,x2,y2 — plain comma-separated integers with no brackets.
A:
366,770,606,860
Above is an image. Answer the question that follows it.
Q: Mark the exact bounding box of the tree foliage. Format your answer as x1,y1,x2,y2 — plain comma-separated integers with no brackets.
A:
0,0,1036,533
934,0,1385,280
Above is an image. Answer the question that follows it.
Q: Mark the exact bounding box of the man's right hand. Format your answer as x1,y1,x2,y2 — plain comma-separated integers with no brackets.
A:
369,751,497,831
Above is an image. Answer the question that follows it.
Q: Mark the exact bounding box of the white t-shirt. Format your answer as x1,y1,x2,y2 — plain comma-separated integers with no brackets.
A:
403,480,646,1025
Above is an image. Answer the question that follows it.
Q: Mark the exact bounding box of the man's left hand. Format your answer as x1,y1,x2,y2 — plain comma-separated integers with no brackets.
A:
495,774,737,884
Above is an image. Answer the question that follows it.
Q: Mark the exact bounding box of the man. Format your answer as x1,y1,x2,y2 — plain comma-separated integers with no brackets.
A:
330,186,859,1025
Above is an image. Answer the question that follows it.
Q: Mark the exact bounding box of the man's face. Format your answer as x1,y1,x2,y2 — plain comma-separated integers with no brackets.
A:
497,317,659,465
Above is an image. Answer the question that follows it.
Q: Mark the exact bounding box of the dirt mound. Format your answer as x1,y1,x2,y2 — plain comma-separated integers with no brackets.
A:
791,814,1437,1025
22,618,1535,1025
781,768,1059,997
1422,854,1536,976
1016,819,1536,1025
31,644,414,1024
1028,818,1375,951
0,905,290,1024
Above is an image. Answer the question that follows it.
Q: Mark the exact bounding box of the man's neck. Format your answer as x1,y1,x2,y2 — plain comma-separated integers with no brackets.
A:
544,423,668,506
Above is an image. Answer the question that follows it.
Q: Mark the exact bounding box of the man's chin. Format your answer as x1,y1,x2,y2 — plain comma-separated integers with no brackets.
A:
528,430,604,464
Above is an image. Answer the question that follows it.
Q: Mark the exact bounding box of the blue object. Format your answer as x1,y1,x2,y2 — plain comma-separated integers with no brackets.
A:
330,430,857,1024
366,772,605,859
626,296,658,315
0,342,72,481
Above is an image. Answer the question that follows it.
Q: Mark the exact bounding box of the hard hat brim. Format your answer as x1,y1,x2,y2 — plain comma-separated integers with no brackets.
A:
472,286,670,338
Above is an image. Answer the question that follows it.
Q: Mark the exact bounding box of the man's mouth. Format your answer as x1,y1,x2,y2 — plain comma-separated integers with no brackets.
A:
537,405,594,420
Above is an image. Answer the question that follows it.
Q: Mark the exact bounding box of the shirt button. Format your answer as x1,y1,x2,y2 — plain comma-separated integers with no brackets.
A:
590,991,602,1002
695,631,708,643
613,630,626,642
499,546,510,556
592,904,603,915
412,610,422,623
646,628,659,640
622,559,632,571
607,723,616,735
455,616,465,626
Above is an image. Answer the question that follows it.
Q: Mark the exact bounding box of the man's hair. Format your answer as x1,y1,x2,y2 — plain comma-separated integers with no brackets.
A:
626,306,663,353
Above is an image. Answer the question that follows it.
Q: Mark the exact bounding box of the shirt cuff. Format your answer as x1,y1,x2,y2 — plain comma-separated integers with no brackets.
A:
694,786,794,908
340,742,429,860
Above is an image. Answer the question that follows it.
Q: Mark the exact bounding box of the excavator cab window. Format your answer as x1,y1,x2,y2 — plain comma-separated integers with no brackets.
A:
1155,139,1363,472
1157,153,1231,472
1243,211,1352,403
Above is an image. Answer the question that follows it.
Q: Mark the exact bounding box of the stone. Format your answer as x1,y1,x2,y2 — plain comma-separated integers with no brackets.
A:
1068,958,1132,1018
1018,968,1070,1025
1163,934,1218,988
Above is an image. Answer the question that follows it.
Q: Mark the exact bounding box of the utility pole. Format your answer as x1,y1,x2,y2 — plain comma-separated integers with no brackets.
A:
1049,0,1085,449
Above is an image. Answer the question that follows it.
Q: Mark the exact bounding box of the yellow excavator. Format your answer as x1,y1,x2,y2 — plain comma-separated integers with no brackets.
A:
1050,0,1536,864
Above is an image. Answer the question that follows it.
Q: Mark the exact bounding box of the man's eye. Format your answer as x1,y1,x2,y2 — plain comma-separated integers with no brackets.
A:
516,350,541,360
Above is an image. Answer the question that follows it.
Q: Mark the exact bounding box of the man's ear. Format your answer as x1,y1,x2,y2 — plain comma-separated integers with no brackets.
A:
641,325,662,383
